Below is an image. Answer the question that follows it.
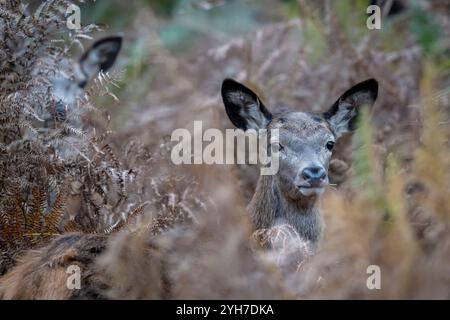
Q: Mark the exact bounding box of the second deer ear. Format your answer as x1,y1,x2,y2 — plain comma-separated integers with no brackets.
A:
78,36,122,86
324,79,378,138
221,79,272,131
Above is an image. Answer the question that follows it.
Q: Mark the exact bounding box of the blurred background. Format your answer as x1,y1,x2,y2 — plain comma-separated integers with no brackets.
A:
54,0,449,134
67,0,449,202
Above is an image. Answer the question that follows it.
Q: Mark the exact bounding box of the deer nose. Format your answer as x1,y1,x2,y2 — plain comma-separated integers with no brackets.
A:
302,166,326,185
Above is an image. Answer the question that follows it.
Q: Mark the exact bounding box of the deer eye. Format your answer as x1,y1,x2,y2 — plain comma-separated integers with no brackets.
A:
326,141,335,151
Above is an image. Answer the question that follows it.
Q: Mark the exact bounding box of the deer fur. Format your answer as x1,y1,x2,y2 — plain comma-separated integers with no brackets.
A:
0,233,108,299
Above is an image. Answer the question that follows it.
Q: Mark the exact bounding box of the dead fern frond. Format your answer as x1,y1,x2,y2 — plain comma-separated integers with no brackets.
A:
44,186,67,233
63,219,80,233
0,183,70,271
104,202,149,234
26,187,45,234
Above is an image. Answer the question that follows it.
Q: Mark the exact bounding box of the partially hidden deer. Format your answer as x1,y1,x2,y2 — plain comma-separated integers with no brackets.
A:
221,78,378,251
41,35,122,134
0,36,123,299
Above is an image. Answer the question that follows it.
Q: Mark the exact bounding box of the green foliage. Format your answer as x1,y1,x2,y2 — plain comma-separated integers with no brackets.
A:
159,0,260,53
81,0,137,29
301,19,328,64
353,106,384,210
280,0,300,19
334,0,369,42
144,0,179,17
410,7,442,57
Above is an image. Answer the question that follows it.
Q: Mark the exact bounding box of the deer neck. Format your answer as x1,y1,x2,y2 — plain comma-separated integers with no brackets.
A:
248,174,323,246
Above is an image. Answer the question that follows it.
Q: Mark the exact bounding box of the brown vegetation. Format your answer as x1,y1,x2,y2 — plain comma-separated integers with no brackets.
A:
1,0,449,299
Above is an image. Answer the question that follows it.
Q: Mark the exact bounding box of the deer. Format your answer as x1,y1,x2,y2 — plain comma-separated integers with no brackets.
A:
0,36,123,298
220,78,378,252
41,35,122,133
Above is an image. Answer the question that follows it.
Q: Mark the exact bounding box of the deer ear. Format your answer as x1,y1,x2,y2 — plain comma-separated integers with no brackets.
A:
221,78,272,131
78,35,122,86
324,79,378,138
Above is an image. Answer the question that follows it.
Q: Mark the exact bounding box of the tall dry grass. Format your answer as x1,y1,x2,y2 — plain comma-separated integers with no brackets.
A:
1,0,449,299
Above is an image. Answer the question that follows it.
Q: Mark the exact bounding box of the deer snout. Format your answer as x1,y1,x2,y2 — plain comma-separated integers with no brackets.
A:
301,166,327,187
